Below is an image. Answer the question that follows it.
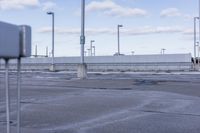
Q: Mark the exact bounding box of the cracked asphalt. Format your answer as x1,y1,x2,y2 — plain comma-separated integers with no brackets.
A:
0,71,200,133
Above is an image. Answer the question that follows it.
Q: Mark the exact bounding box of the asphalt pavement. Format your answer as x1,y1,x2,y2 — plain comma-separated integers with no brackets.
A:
0,71,200,133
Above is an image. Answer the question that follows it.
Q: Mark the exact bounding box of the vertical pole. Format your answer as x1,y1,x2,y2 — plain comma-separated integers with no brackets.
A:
117,26,120,55
199,0,200,57
93,46,96,56
198,45,200,67
35,45,37,57
80,0,85,63
5,59,10,133
17,58,21,133
46,47,48,57
52,13,55,66
90,41,92,56
194,17,197,63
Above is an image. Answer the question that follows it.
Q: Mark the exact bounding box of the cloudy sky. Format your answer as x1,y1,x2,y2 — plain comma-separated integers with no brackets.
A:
0,0,199,56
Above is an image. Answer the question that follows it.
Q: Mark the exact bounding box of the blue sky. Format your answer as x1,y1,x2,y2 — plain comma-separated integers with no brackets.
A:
0,0,199,56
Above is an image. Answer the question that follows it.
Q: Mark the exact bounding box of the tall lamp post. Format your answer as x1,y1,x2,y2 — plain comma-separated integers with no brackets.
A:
77,0,87,79
161,48,166,54
80,0,85,63
47,11,55,71
194,17,199,62
92,46,96,56
131,51,135,55
196,42,200,67
117,24,123,55
90,40,95,56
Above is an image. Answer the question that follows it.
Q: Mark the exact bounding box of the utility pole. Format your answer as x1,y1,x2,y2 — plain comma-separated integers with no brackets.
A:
92,46,96,56
35,45,37,57
47,11,55,71
117,24,123,55
90,40,95,56
77,0,87,79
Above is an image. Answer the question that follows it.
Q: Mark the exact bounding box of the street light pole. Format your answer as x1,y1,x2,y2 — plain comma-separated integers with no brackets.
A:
196,42,200,67
90,40,95,56
92,46,96,56
78,0,87,79
80,0,85,63
35,45,37,57
194,17,199,61
199,0,200,57
198,46,200,68
47,11,55,71
117,25,123,55
161,48,166,54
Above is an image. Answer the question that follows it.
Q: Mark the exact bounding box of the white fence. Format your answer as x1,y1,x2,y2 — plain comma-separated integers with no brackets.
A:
0,54,192,71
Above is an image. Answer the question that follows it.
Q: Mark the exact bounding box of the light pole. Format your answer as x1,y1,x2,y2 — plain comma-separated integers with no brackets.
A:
47,11,55,71
92,46,96,56
161,48,166,54
198,46,200,68
35,45,37,57
80,0,85,63
196,42,200,67
199,0,200,58
117,24,123,55
90,40,95,56
46,46,48,57
194,17,199,62
131,51,135,55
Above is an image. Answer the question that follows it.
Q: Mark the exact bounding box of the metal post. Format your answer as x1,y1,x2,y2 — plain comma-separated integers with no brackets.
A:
92,46,95,56
118,26,120,55
5,59,10,133
47,12,55,70
131,51,134,55
35,45,37,57
46,47,48,57
199,0,200,58
117,25,123,55
198,45,200,67
90,40,95,56
90,41,92,56
17,58,21,133
194,17,199,63
52,13,55,66
80,0,85,63
161,48,166,54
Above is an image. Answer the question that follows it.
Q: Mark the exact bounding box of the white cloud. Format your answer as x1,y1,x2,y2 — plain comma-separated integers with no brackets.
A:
160,8,181,17
0,0,58,11
160,8,193,20
86,0,147,17
0,0,40,10
37,26,190,36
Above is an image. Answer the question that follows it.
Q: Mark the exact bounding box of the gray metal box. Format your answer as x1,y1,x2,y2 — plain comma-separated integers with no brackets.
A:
0,21,20,58
19,25,32,57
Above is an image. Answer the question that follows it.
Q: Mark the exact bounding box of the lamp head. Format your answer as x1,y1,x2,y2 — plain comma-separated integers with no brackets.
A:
47,11,54,15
